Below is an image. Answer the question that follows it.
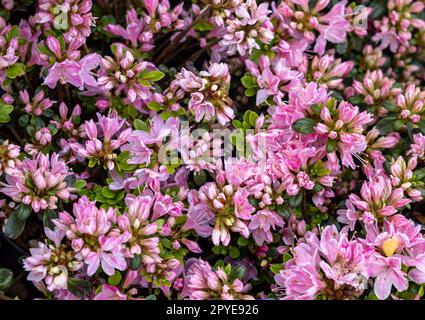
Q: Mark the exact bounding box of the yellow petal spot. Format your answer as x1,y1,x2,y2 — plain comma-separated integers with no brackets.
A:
382,236,399,257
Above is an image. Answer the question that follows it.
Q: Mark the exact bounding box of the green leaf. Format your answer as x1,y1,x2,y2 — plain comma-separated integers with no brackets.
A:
245,88,257,97
282,252,292,263
111,43,118,55
326,139,337,153
18,114,30,126
15,204,31,220
417,120,425,135
31,116,45,128
68,278,93,298
0,268,13,292
243,110,251,124
313,183,324,192
364,290,379,300
383,100,398,112
212,246,222,255
147,101,162,111
6,63,26,79
101,187,116,199
249,111,259,127
224,263,232,275
193,170,207,186
143,70,165,82
3,210,27,239
25,125,36,136
5,26,19,43
270,264,282,274
127,105,138,118
194,20,213,32
88,158,98,168
134,119,148,131
228,265,246,283
376,116,397,135
0,104,13,123
232,119,243,129
108,271,122,286
348,95,364,105
130,255,141,270
74,180,87,190
37,44,52,56
276,205,291,218
160,238,173,250
237,236,249,246
289,192,303,208
336,41,347,54
43,210,58,230
241,74,257,88
292,118,317,134
393,119,404,131
313,160,330,176
311,104,322,116
0,104,13,116
229,247,240,259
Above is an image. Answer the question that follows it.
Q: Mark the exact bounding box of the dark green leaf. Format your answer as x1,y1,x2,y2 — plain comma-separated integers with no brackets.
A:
292,118,317,134
18,114,30,126
376,116,397,135
130,255,141,270
229,247,240,259
3,210,27,239
289,192,303,208
43,210,58,230
16,204,31,220
68,278,93,298
383,100,398,112
228,265,246,283
0,268,13,292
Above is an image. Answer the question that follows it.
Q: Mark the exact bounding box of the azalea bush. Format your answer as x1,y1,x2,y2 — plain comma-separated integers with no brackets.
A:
0,0,425,301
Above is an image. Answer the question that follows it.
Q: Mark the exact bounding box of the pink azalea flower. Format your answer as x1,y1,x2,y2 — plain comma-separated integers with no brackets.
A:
314,100,373,169
408,133,425,159
175,62,234,125
20,89,55,116
0,140,20,175
43,53,99,90
368,255,408,300
93,285,127,300
348,175,411,224
275,0,350,55
182,258,254,300
245,55,302,105
54,196,128,276
34,0,95,44
69,113,131,170
23,227,82,292
276,225,369,300
249,209,284,246
97,44,156,104
0,153,74,212
220,0,273,56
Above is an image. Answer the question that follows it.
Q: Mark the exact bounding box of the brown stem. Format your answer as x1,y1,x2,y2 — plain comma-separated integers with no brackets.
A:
8,126,24,145
161,42,200,65
154,6,212,65
64,84,72,106
177,39,219,70
23,74,34,91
